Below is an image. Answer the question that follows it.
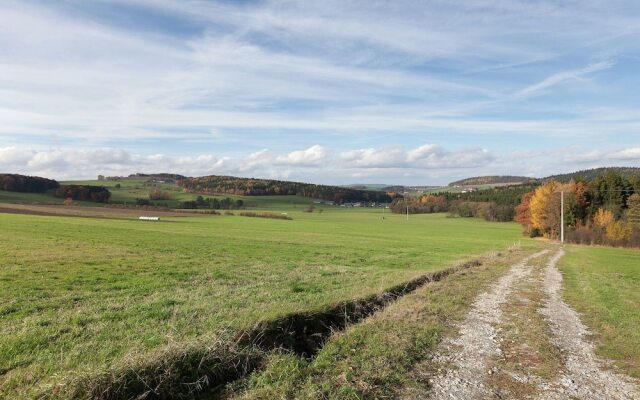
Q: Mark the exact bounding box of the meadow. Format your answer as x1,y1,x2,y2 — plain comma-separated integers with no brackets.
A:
0,179,318,212
0,209,527,398
559,245,640,378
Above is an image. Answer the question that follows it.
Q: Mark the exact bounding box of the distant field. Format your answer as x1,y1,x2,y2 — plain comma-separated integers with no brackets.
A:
1,179,324,210
0,190,64,204
62,178,209,208
414,182,526,196
0,203,217,219
559,245,640,378
0,210,528,398
64,179,329,210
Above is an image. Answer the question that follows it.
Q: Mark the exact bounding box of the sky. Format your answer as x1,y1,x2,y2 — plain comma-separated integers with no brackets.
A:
1,0,639,185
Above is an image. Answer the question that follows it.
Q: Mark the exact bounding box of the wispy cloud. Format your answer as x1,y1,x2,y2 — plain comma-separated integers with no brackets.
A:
0,0,639,182
517,60,616,97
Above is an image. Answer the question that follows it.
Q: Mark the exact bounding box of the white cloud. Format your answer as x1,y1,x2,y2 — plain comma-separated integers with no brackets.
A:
610,148,640,160
339,144,494,169
275,145,329,166
563,147,640,164
2,143,637,185
0,144,495,182
0,146,33,166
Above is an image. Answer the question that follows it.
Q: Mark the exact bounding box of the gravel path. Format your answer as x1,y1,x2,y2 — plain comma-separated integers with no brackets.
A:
427,248,640,400
538,249,640,400
427,250,549,399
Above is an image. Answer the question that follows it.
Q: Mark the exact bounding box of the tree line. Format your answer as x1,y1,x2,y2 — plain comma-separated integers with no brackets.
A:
54,185,112,203
389,184,532,222
389,194,514,222
515,171,640,247
178,175,396,203
177,196,244,210
0,173,59,193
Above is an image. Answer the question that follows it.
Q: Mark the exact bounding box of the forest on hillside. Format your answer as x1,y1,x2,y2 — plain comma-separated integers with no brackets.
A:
545,167,640,183
0,173,59,193
448,175,534,186
178,175,396,203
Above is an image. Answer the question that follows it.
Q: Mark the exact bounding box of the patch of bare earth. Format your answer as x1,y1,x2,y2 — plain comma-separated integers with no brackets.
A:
538,249,640,400
426,250,549,399
0,203,211,219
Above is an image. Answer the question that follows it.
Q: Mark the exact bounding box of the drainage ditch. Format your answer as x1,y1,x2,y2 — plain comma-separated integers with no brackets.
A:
73,259,482,400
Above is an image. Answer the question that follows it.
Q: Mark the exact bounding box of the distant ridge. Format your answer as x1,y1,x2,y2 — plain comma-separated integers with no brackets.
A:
544,167,640,183
341,184,389,190
448,175,535,187
178,175,395,203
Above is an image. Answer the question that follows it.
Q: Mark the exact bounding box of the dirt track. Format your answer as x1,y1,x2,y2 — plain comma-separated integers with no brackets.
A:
427,249,640,400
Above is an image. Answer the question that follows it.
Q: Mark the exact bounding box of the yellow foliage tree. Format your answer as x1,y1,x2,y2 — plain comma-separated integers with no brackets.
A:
606,221,632,242
594,208,615,228
529,180,559,236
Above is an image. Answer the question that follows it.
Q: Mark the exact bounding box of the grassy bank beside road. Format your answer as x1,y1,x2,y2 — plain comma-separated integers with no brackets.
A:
226,249,539,399
560,245,640,378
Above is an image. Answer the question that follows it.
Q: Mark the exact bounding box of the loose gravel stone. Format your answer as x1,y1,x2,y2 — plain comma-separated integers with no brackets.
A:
428,250,548,399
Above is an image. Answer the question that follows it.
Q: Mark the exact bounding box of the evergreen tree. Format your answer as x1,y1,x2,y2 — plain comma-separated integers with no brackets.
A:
627,193,640,228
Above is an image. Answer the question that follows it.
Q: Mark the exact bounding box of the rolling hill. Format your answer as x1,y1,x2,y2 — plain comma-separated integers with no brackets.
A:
544,167,640,183
448,175,535,187
178,175,395,203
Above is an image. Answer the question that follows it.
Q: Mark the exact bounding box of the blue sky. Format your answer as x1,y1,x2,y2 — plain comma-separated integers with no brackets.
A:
1,0,639,184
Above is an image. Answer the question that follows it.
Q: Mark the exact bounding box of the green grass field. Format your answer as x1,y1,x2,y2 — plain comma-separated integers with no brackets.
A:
0,210,528,398
0,190,66,204
559,245,640,378
61,178,216,208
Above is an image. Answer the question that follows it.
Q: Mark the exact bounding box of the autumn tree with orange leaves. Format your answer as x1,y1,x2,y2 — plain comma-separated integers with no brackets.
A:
514,191,534,234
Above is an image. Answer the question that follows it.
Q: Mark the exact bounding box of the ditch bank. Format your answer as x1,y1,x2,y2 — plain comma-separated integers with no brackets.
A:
61,259,483,400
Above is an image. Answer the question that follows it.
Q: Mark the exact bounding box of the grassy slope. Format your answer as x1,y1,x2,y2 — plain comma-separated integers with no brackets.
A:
63,179,318,210
412,183,506,196
0,211,526,397
0,190,63,204
1,179,319,210
62,178,202,208
559,245,640,378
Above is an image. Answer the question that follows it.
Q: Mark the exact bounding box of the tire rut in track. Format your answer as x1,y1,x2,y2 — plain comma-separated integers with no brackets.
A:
538,249,640,400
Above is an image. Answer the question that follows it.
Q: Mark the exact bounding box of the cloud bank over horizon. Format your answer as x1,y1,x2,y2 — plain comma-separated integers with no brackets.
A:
1,0,639,183
2,144,638,185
